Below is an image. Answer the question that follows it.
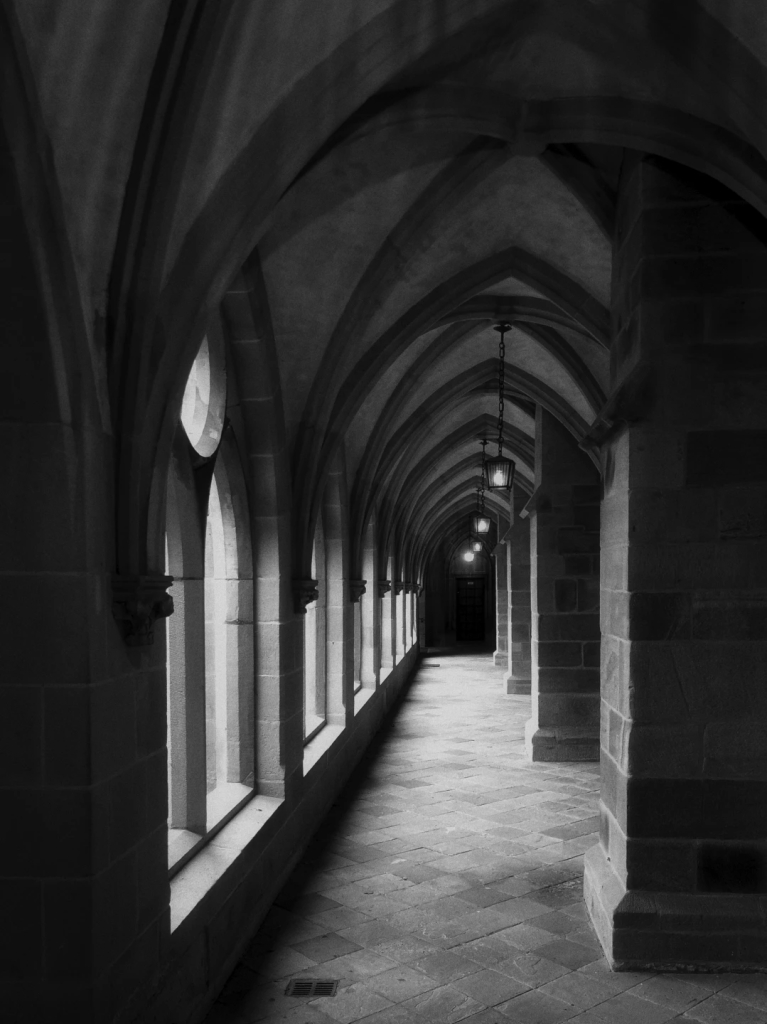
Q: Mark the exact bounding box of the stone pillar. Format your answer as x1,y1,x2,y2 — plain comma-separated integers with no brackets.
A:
493,518,509,668
525,407,601,761
584,155,767,971
504,490,532,694
379,581,394,672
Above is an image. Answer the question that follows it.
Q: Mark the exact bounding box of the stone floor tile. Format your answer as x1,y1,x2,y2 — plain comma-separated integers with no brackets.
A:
250,947,320,980
533,939,602,971
412,949,483,983
368,965,441,1001
451,968,531,1006
537,971,616,1011
629,975,715,1012
372,935,438,962
335,920,404,949
461,1010,509,1024
496,989,579,1024
721,976,767,1011
587,990,678,1023
401,982,485,1022
496,951,572,987
290,934,362,964
456,887,514,909
288,948,400,989
533,912,582,936
574,960,650,994
681,992,767,1024
493,923,555,952
308,909,374,932
306,981,393,1024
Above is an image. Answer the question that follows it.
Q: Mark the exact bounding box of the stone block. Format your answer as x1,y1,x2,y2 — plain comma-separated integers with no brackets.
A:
626,778,702,838
1,684,42,786
583,642,600,667
91,677,137,782
3,573,91,687
628,592,691,640
692,597,767,640
564,554,593,576
554,578,577,612
707,294,767,344
537,668,599,693
538,613,599,642
535,641,582,667
718,484,767,537
557,527,599,554
43,879,93,979
701,779,767,840
625,839,696,893
0,879,41,980
537,692,599,728
686,430,767,486
576,578,599,613
1,787,106,877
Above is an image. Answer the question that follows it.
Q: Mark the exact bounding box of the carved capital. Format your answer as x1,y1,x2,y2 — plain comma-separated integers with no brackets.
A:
377,579,391,598
393,581,405,595
112,574,174,647
293,578,319,614
349,579,367,603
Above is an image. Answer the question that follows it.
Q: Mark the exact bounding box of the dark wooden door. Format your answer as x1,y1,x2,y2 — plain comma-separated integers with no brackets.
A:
456,577,485,641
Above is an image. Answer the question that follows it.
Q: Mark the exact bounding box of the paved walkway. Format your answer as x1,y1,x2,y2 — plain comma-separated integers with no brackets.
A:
205,649,767,1024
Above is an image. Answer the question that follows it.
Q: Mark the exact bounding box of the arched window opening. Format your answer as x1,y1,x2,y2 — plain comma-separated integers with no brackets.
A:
303,511,327,741
165,327,254,873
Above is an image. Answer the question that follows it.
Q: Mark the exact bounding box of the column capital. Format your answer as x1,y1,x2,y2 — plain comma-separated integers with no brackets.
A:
377,579,391,597
349,579,367,603
292,578,319,614
112,574,174,646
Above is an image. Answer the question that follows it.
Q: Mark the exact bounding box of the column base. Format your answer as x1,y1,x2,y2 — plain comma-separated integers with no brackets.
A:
505,674,531,695
524,719,599,761
584,843,767,972
493,651,508,668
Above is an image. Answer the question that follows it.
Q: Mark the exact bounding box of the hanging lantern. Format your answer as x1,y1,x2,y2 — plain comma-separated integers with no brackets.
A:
472,539,482,553
486,453,515,490
473,514,491,534
463,550,475,563
488,322,516,491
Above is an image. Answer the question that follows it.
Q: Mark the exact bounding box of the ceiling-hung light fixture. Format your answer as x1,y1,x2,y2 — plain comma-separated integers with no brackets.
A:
472,444,491,536
487,323,516,491
472,539,482,553
463,550,475,563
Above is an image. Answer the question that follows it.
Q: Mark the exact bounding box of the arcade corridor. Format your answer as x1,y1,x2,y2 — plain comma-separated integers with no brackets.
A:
204,654,767,1024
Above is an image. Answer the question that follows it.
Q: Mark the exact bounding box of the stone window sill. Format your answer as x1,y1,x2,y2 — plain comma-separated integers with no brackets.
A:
169,793,282,933
303,723,344,776
354,687,375,715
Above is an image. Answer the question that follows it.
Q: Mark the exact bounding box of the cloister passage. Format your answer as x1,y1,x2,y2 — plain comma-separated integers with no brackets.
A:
4,5,767,1023
204,650,767,1024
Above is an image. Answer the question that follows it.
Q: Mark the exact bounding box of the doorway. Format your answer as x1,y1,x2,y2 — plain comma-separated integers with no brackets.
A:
455,576,485,641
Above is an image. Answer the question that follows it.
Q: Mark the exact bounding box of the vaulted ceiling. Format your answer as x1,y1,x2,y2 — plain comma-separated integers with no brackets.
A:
7,0,767,579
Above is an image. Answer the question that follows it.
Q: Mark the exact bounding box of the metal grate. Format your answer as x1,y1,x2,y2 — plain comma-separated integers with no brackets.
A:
285,979,339,997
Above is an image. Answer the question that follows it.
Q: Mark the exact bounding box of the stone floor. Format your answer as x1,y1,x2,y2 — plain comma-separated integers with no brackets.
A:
204,649,767,1024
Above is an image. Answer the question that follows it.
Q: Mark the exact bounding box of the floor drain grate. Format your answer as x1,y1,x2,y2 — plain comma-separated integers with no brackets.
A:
285,979,339,997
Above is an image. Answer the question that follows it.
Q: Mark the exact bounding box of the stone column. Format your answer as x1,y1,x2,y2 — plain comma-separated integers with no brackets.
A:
584,155,767,971
379,581,395,672
504,489,532,694
493,517,509,668
525,406,601,761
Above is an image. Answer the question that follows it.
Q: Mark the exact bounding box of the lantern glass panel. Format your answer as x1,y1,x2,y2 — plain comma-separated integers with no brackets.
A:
486,455,515,490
